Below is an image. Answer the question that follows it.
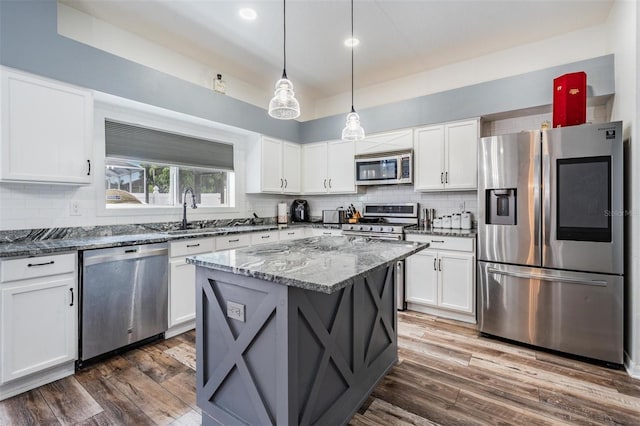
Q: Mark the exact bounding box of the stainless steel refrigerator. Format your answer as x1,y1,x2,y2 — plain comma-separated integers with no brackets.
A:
477,121,624,364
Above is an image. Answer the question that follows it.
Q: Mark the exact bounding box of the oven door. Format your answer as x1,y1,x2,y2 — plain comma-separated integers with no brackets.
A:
542,122,623,274
355,155,400,185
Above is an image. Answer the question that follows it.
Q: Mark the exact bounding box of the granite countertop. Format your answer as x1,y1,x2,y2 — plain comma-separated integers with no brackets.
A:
0,223,342,258
187,236,428,294
405,226,477,238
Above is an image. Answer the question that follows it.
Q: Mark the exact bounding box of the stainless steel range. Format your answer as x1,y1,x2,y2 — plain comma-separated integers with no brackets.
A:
342,203,419,310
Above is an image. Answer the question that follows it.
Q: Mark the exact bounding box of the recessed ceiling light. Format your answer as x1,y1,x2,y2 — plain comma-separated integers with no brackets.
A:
344,38,360,47
239,8,257,20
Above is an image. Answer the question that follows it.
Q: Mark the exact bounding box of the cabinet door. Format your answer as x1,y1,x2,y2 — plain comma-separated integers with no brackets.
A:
445,120,479,190
405,250,438,306
282,142,301,194
438,251,475,313
169,260,196,327
1,277,76,383
302,142,328,194
261,136,284,192
1,68,93,184
327,140,355,193
414,126,445,191
356,129,413,155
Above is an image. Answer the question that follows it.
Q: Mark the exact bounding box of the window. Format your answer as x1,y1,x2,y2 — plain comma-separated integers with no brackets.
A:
104,120,234,208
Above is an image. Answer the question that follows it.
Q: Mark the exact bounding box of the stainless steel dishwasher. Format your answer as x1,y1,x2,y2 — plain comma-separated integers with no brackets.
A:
79,242,168,364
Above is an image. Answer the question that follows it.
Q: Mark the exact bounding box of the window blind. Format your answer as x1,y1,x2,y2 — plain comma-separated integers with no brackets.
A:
105,120,234,171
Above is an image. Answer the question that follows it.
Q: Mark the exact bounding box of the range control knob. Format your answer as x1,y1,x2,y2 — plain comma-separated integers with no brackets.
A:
369,226,374,231
378,226,385,232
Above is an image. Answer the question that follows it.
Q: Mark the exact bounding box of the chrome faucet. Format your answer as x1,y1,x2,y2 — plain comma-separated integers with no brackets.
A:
181,187,197,230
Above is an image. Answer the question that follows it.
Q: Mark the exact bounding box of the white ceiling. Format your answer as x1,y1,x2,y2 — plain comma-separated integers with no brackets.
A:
60,0,614,102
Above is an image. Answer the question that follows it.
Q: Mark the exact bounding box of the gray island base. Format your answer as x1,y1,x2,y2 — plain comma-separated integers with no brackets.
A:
188,236,427,426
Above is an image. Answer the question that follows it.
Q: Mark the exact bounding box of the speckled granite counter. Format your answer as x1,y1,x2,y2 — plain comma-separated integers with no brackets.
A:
405,226,477,238
187,235,427,294
0,222,342,258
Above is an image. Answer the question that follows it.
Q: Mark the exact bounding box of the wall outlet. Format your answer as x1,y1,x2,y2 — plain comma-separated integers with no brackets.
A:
70,200,81,216
226,301,245,322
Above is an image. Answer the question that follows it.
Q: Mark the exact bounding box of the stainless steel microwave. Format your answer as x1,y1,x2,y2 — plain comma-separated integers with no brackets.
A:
355,151,412,185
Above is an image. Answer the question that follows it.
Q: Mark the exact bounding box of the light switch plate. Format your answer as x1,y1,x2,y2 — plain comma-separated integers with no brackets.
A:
226,301,245,322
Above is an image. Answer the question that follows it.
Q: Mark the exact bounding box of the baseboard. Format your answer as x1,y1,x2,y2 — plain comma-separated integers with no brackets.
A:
0,362,75,401
165,320,195,339
624,352,640,378
406,303,477,324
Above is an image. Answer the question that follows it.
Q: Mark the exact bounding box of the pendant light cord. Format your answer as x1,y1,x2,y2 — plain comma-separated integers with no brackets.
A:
350,0,354,110
282,0,287,79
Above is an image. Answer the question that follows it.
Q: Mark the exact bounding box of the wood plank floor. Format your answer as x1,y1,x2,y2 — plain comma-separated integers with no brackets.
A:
2,311,639,425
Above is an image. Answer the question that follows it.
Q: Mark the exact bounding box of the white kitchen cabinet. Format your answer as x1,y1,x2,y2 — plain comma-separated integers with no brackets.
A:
355,129,413,155
279,228,310,241
0,253,77,400
405,235,476,323
250,231,279,245
246,136,301,194
167,238,215,338
302,140,355,194
0,67,93,184
414,119,479,191
215,234,251,251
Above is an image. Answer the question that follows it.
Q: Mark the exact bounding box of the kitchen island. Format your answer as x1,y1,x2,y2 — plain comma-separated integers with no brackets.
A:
187,236,427,426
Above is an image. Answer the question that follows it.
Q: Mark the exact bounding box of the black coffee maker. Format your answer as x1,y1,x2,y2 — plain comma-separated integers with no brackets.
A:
290,199,310,222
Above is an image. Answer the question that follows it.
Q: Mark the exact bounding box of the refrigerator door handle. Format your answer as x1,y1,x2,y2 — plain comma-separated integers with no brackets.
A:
487,267,607,287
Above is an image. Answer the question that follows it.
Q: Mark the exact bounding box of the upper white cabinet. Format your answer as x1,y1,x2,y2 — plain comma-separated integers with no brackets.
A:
355,129,413,155
0,67,93,184
246,136,301,194
414,119,479,191
302,140,355,194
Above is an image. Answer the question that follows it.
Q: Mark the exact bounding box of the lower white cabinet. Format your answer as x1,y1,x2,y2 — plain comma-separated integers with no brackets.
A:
215,234,251,251
405,235,476,323
250,231,279,245
167,238,215,337
0,253,77,400
279,228,310,241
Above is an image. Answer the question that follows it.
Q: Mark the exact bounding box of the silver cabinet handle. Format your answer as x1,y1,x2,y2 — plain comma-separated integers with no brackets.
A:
87,159,91,176
261,235,270,239
280,178,284,188
186,243,200,248
69,288,74,307
430,240,445,243
328,178,332,188
323,179,327,189
287,232,295,235
445,171,448,184
284,179,288,188
438,259,442,271
487,267,607,287
28,260,54,267
433,258,437,271
229,238,240,243
440,172,444,184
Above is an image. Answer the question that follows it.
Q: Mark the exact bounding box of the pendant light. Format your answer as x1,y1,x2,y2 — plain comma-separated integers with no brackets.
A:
342,0,365,141
268,0,300,120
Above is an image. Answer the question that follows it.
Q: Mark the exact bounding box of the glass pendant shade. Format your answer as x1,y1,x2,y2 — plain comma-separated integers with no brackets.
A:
342,110,365,141
268,76,300,120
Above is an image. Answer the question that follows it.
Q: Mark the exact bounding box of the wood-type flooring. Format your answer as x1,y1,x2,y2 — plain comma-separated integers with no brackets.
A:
2,311,639,425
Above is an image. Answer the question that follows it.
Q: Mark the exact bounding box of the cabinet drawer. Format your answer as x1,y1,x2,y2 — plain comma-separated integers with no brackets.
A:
311,228,342,237
215,234,251,251
279,228,308,241
170,237,215,258
250,231,279,245
406,235,474,252
1,253,76,283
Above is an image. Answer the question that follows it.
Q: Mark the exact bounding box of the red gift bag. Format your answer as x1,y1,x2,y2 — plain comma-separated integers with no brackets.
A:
553,72,587,128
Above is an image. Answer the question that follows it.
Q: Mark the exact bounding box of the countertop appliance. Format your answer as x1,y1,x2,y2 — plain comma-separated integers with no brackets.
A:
477,121,623,364
291,199,310,222
342,203,419,310
79,242,168,365
355,151,412,186
322,209,348,224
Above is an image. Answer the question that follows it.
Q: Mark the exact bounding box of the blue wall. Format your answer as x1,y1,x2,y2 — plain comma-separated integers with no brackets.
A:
0,0,615,143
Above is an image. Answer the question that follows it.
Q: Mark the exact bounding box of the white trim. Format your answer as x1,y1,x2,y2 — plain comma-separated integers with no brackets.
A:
165,320,195,339
406,304,477,324
625,352,640,379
